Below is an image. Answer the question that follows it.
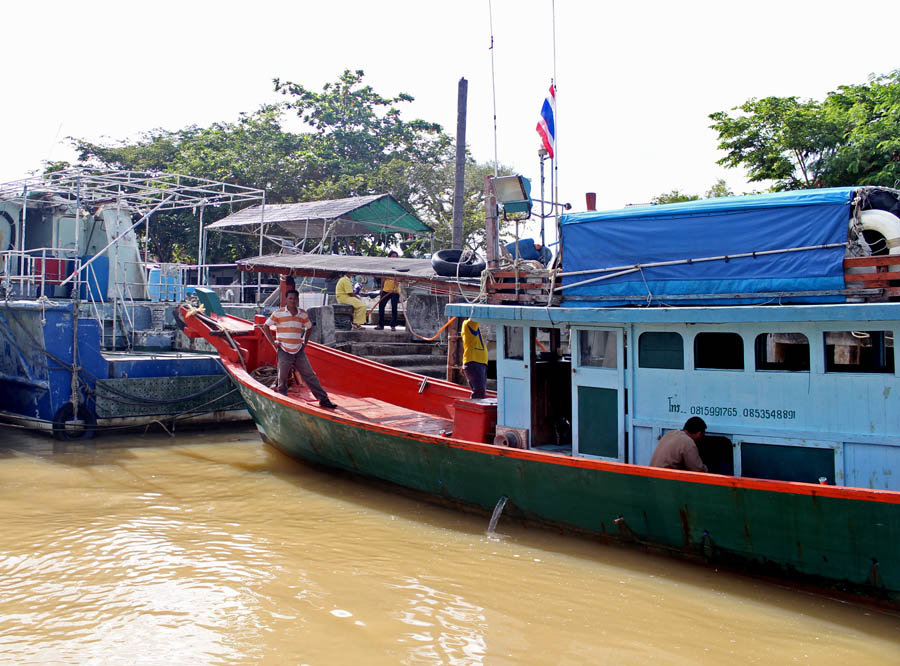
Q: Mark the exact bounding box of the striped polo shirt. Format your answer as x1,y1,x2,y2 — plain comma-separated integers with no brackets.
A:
265,306,312,353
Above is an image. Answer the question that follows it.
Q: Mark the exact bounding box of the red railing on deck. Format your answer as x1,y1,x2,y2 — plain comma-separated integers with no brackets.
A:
843,256,900,298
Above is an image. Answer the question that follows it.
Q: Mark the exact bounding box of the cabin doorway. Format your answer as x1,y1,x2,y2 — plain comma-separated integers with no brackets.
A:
572,327,625,461
496,325,530,431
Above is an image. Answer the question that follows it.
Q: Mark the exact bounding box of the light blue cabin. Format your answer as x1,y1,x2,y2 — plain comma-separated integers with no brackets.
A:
448,185,900,491
447,302,899,490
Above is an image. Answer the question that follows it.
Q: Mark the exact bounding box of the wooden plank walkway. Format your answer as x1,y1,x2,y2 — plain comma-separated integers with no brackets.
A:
286,386,451,436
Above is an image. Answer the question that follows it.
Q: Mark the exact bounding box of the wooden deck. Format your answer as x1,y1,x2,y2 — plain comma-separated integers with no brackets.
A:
285,385,452,436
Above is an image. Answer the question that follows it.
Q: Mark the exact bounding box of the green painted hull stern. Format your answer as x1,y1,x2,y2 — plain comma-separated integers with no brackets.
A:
241,385,899,604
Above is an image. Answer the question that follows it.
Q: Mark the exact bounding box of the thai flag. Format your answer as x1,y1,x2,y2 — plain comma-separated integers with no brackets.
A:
536,84,556,159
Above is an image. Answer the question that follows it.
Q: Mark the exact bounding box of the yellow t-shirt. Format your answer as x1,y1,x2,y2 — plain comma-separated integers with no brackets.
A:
335,275,354,300
461,319,488,365
381,277,401,294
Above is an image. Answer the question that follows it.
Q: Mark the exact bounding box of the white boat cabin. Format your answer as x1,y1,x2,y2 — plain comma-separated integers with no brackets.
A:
447,302,900,491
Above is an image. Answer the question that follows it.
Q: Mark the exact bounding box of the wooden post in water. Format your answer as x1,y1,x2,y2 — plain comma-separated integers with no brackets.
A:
447,78,468,386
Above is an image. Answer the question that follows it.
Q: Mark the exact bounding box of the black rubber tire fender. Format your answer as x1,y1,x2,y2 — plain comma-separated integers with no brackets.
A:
431,249,486,278
52,402,97,441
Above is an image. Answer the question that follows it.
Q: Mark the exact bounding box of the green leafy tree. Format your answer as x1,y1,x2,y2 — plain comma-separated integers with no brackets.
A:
66,71,501,262
274,69,451,203
71,105,305,262
709,71,900,190
817,73,900,187
652,189,699,205
652,179,735,205
704,178,733,198
401,159,517,256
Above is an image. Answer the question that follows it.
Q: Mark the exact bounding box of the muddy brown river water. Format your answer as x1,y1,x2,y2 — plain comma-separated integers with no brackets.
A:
0,424,897,665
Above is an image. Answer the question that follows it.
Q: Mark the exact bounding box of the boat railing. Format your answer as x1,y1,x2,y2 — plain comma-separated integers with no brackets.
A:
0,248,139,348
112,281,136,349
0,247,83,299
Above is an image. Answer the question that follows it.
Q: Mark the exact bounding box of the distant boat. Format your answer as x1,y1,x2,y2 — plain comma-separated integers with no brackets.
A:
181,183,900,608
0,169,264,438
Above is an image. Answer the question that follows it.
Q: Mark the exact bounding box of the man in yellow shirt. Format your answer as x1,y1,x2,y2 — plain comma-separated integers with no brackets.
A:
376,250,401,330
461,318,488,399
335,272,367,329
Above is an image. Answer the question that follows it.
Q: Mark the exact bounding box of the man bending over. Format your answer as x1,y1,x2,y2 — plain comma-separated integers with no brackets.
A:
649,417,707,472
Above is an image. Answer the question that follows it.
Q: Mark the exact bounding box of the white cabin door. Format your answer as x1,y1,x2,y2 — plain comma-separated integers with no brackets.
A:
571,327,625,460
496,324,530,430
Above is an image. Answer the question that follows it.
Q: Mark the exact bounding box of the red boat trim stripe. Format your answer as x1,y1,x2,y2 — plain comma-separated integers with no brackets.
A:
225,360,900,507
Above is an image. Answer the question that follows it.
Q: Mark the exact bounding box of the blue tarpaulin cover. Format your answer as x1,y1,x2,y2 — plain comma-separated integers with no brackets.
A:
559,187,856,306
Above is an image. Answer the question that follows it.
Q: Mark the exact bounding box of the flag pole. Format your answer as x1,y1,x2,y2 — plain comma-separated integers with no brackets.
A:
551,0,559,246
488,0,499,176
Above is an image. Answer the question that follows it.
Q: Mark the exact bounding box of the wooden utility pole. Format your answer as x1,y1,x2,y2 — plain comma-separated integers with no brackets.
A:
451,77,467,250
447,77,468,385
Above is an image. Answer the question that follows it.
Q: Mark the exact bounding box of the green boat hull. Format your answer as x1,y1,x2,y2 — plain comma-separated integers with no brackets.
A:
238,379,899,605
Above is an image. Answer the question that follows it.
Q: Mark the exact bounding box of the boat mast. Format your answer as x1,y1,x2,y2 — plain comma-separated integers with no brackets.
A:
551,0,560,246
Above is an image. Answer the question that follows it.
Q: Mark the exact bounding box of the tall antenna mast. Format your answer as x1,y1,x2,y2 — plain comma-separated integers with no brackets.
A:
488,0,499,175
552,0,559,227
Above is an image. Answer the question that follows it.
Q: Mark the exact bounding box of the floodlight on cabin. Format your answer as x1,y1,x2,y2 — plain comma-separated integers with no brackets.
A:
491,174,533,216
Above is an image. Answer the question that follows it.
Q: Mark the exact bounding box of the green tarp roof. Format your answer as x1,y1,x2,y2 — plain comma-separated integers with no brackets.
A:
206,193,432,238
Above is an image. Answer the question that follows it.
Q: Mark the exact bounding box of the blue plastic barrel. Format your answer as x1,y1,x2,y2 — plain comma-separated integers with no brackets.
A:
148,267,162,301
79,256,109,302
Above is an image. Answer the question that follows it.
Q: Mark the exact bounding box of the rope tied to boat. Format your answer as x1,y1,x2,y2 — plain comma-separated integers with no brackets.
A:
182,303,206,319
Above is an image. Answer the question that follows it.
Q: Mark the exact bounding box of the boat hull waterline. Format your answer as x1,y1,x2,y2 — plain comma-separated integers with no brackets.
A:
220,356,898,606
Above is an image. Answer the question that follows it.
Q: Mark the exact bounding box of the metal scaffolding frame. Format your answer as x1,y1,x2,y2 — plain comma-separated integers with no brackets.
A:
0,168,266,213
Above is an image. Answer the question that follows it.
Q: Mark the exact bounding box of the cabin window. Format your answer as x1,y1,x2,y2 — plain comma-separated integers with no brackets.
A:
579,330,617,368
533,327,569,360
504,326,524,360
639,332,684,369
694,332,744,370
824,330,894,373
754,333,810,371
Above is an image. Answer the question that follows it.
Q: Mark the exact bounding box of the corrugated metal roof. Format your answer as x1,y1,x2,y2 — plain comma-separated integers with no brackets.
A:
206,194,432,237
236,253,480,292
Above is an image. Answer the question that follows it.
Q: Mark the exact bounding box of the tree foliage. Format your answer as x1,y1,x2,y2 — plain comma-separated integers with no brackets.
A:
652,179,734,205
704,178,734,199
651,189,699,205
710,70,900,190
65,70,503,263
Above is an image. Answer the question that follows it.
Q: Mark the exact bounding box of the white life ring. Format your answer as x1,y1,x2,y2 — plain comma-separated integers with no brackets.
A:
859,209,900,253
850,208,900,273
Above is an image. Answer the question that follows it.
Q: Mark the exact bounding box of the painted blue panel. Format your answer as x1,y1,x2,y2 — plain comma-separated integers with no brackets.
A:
106,356,223,379
80,255,109,302
632,425,655,466
844,442,900,491
561,197,849,305
501,376,529,429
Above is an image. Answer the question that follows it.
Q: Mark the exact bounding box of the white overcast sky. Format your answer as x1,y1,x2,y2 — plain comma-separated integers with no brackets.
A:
4,0,898,217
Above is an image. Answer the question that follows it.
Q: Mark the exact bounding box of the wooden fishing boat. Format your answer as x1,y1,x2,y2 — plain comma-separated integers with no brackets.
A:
0,170,264,437
182,184,900,607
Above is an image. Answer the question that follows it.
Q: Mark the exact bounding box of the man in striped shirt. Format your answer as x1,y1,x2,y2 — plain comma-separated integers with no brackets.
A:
257,289,337,409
